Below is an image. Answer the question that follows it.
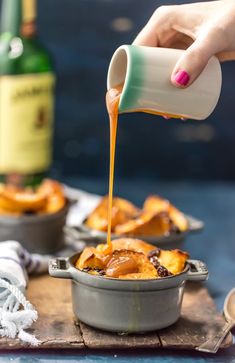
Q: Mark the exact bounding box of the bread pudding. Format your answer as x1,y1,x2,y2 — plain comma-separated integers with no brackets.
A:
75,238,189,279
85,195,188,237
85,196,139,232
0,179,66,216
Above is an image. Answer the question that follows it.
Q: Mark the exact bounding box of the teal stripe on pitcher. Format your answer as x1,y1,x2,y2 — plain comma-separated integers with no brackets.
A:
119,45,145,113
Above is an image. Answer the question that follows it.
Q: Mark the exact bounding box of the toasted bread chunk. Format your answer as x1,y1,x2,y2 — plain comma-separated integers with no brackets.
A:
76,247,110,270
159,249,189,275
37,179,66,214
143,195,170,214
114,211,173,237
119,272,158,279
85,196,139,232
111,238,154,255
168,205,188,232
144,195,188,232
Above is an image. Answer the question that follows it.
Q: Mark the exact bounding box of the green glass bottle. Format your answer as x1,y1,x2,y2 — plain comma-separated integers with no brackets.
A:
0,0,55,187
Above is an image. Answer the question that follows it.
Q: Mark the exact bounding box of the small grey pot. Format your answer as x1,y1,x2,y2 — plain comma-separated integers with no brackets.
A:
49,254,208,333
0,203,69,254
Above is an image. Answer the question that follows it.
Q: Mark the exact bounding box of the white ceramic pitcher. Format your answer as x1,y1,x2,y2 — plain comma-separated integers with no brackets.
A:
107,45,222,120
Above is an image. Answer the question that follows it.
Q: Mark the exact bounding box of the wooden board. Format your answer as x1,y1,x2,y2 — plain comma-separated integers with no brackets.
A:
0,275,84,349
158,283,233,350
80,322,161,349
0,275,232,350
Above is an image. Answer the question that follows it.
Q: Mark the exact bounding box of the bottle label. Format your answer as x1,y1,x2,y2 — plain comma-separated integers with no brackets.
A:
0,73,55,173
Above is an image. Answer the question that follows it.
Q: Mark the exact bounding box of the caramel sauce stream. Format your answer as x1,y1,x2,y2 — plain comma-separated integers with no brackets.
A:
105,84,123,248
105,84,181,254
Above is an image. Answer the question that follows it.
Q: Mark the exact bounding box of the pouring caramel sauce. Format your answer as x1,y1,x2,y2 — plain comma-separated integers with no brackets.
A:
76,84,189,278
105,84,180,245
99,84,182,274
105,84,123,248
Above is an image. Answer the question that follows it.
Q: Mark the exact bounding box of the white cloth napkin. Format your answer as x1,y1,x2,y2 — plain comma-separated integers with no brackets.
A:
64,185,101,226
0,187,100,346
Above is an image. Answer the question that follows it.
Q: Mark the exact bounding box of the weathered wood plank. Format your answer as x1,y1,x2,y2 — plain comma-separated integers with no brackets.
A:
158,283,233,350
80,322,161,349
28,275,84,348
0,275,84,349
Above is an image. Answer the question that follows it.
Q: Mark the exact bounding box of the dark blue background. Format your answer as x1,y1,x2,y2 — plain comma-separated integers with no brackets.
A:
4,0,235,180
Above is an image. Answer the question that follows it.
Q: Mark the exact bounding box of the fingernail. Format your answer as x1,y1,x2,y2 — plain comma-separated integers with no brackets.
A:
163,115,170,120
173,70,190,86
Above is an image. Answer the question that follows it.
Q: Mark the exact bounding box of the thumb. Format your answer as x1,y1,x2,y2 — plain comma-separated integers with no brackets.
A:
171,30,221,88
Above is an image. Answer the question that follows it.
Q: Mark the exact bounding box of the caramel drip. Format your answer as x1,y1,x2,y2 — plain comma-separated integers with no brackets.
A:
105,84,180,251
105,84,123,247
106,256,139,278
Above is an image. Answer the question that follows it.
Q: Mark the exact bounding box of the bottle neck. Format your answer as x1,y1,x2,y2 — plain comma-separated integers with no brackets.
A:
0,0,22,38
21,20,37,38
21,0,37,38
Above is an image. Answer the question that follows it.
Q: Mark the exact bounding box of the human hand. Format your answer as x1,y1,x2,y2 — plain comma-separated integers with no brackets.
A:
133,1,235,88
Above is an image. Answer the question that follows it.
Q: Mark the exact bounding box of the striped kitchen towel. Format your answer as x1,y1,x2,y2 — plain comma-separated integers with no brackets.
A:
0,240,49,346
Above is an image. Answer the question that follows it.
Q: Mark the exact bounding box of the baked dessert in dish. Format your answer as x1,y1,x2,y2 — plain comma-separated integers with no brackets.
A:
0,179,66,216
114,211,178,237
85,196,140,232
143,195,188,232
75,238,189,279
85,195,188,236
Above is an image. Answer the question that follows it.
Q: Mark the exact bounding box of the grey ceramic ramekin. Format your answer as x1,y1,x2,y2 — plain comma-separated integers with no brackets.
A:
0,202,69,254
49,253,208,333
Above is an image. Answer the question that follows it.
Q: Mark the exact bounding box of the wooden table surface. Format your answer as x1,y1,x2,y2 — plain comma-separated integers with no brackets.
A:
1,275,231,351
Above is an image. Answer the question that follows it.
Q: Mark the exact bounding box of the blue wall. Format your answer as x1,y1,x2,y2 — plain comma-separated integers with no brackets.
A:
3,0,235,180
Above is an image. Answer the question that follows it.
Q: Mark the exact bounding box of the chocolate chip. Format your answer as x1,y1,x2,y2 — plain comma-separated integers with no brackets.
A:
157,265,173,278
148,248,161,258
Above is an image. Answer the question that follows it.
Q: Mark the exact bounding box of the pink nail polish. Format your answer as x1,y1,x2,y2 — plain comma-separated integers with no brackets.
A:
163,115,170,120
173,70,190,86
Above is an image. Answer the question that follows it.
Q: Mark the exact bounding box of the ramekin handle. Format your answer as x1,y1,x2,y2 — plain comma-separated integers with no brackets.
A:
186,259,209,281
49,258,72,279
